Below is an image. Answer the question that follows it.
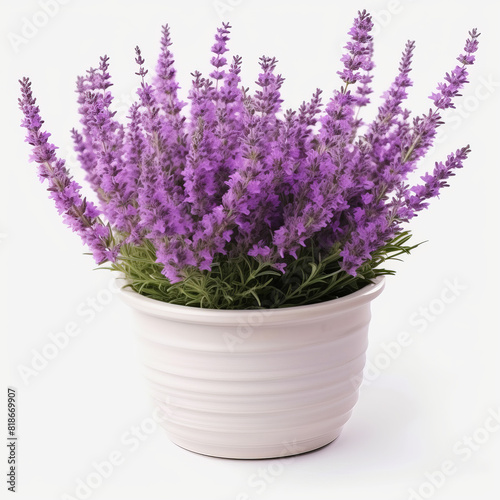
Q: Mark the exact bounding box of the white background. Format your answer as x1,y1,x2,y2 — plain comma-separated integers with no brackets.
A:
2,0,500,499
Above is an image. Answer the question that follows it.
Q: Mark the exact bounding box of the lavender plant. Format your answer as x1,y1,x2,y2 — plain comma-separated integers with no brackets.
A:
19,12,480,309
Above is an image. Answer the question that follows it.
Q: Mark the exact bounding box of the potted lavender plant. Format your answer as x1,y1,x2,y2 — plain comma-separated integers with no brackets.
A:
19,11,479,458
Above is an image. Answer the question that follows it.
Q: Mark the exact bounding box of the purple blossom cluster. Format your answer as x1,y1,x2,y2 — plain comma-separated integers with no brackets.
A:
19,13,479,283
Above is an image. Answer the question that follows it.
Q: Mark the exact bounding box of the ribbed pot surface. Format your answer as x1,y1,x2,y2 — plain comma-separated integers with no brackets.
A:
118,277,385,459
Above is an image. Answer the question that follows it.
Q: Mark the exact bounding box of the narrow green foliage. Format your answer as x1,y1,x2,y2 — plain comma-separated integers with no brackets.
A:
106,231,421,309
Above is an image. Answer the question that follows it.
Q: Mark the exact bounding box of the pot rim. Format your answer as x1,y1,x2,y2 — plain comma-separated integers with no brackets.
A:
116,274,386,326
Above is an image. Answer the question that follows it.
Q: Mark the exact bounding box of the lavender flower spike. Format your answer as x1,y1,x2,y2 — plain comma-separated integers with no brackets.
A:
337,10,374,88
320,11,373,148
430,29,480,110
153,24,188,186
401,146,471,218
19,77,116,264
403,29,479,165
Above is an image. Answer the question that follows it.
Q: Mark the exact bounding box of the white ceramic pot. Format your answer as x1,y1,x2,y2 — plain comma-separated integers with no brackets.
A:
118,277,385,459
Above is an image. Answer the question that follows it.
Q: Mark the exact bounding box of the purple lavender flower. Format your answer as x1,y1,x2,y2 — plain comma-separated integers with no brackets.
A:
209,22,231,86
183,24,243,219
134,47,186,235
183,71,219,216
133,46,195,281
365,39,415,168
213,54,245,193
73,56,140,235
228,56,284,240
400,146,470,219
430,29,480,110
353,39,374,110
19,77,116,264
403,29,480,167
153,24,188,186
73,76,100,193
320,10,374,149
337,10,374,87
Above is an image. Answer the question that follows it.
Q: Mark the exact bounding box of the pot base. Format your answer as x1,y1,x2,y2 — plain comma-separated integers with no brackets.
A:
167,430,342,460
